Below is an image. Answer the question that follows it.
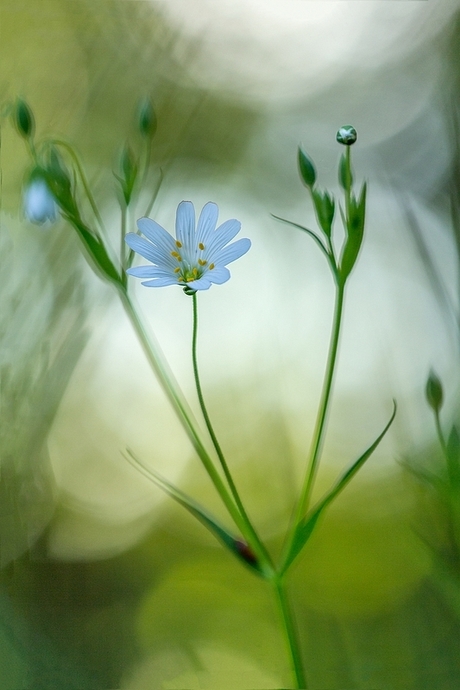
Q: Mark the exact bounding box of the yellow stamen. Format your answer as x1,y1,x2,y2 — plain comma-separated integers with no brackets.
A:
176,240,182,248
198,259,207,266
209,263,215,270
178,276,184,282
198,242,205,250
174,267,181,273
192,267,199,277
171,250,180,258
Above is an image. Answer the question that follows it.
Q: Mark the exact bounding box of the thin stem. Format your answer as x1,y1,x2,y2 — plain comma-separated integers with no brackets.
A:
144,167,164,218
118,288,271,570
298,282,345,517
191,293,274,571
120,203,127,270
434,409,448,459
273,576,307,689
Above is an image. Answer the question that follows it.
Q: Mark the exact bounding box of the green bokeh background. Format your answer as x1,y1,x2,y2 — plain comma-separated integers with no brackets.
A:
1,1,460,688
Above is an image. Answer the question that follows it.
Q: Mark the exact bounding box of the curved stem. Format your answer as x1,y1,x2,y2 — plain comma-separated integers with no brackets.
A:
191,293,274,571
273,575,307,689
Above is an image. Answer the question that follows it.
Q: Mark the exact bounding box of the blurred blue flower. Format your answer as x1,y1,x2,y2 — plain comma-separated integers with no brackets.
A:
24,176,57,225
125,201,251,290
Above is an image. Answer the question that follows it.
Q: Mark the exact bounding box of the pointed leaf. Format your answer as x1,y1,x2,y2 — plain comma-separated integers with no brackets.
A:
312,189,335,237
282,400,396,573
270,214,329,260
124,450,265,576
339,181,367,280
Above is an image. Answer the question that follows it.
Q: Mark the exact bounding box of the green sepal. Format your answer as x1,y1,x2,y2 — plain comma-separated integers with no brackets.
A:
338,152,353,190
446,425,460,490
281,400,397,573
298,147,316,188
137,97,157,139
339,181,367,280
425,370,444,413
125,450,266,577
119,144,138,205
312,189,335,238
14,98,34,139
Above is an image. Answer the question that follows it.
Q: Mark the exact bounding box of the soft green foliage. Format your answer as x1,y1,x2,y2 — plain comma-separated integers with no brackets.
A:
311,189,335,237
137,97,158,139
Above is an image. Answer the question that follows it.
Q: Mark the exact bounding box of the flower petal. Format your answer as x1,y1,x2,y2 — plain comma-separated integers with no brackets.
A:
127,265,174,279
140,276,180,287
206,265,230,285
176,201,196,259
210,237,251,266
186,276,212,290
204,219,241,258
137,218,176,254
125,233,176,270
196,202,219,246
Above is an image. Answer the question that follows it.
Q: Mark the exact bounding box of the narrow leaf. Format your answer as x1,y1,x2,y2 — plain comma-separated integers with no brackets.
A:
339,181,367,280
124,450,265,576
270,214,329,260
282,400,397,573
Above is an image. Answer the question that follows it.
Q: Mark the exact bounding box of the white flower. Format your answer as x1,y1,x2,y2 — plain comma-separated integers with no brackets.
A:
125,201,251,290
24,178,57,225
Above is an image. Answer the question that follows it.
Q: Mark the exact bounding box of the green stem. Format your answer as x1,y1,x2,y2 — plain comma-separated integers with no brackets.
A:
272,575,307,689
120,203,127,270
292,281,346,531
118,287,270,567
191,293,274,571
434,409,448,459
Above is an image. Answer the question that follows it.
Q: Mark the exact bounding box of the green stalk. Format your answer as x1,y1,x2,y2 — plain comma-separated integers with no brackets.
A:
120,202,127,270
282,279,345,566
191,293,274,571
272,575,307,689
118,287,270,568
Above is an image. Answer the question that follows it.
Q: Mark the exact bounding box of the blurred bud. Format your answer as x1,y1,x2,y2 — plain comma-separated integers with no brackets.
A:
23,171,57,225
298,147,316,188
137,97,157,139
336,125,357,146
426,370,444,412
14,98,35,140
312,189,335,237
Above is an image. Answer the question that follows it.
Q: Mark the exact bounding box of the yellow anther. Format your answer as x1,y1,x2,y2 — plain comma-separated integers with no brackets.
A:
175,240,182,248
192,267,199,277
171,250,180,258
174,267,181,273
198,242,205,250
178,276,184,282
209,263,215,270
198,259,207,266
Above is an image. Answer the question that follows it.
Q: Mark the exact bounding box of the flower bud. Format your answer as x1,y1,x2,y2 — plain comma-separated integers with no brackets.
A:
14,98,35,140
298,147,316,188
23,171,57,225
425,370,443,412
336,125,357,146
137,97,157,139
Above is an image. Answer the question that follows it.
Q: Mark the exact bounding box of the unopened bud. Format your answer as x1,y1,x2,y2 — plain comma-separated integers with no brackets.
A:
336,125,357,146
